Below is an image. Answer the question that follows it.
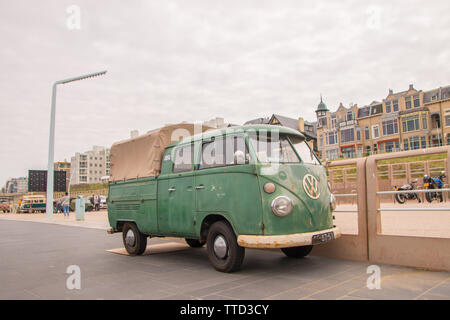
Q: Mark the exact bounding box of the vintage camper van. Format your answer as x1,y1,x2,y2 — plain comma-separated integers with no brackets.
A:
19,195,47,213
107,123,340,272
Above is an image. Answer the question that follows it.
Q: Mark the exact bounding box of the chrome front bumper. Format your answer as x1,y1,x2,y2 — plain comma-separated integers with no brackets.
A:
237,227,341,249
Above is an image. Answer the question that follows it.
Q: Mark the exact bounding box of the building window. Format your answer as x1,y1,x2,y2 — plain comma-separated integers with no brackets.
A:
341,146,355,158
331,117,336,129
402,115,420,132
372,125,380,139
364,126,370,140
405,97,412,109
356,128,361,141
382,120,399,136
340,128,355,143
445,111,450,127
346,111,354,121
414,95,420,108
393,100,399,112
326,149,339,160
422,115,428,129
404,139,409,151
385,101,391,113
327,132,337,145
319,135,324,148
420,136,427,149
409,136,420,150
379,141,399,153
319,117,327,127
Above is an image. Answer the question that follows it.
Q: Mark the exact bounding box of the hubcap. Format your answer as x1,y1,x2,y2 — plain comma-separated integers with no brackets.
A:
213,235,228,259
125,229,136,247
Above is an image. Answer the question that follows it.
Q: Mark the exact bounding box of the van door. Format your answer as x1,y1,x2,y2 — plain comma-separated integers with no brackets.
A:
195,135,263,235
158,144,196,236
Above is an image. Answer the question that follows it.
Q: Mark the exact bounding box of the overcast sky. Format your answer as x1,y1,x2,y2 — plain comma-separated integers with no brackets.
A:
1,0,449,186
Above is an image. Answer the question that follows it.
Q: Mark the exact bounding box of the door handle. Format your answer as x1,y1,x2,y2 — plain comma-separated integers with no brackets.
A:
195,185,205,190
168,188,176,192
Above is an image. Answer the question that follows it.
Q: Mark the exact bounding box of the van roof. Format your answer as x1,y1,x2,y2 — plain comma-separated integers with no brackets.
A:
167,124,305,147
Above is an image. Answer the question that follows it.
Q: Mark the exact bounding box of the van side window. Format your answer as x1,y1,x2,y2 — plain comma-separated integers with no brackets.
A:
200,136,249,169
173,144,194,173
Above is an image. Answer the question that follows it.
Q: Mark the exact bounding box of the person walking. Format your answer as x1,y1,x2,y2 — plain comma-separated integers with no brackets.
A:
61,192,70,217
94,194,100,211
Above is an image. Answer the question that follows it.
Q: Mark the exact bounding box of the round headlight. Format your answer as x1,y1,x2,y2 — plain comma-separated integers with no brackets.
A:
264,182,276,194
271,196,293,217
330,194,336,211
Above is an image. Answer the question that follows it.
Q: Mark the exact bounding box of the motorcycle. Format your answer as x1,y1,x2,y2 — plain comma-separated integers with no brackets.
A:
393,179,421,204
423,171,446,203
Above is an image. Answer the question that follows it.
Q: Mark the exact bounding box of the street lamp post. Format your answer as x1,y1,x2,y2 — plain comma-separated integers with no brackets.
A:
46,71,107,219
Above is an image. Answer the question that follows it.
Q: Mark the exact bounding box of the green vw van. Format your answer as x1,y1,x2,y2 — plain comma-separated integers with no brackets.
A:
107,123,340,272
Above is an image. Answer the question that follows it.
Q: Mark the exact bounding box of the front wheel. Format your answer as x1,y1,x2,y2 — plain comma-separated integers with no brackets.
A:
395,193,406,204
185,238,206,248
206,221,245,273
281,245,313,258
122,223,147,256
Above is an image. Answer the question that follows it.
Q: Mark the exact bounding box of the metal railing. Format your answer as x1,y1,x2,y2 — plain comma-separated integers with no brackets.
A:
376,188,450,211
333,193,358,212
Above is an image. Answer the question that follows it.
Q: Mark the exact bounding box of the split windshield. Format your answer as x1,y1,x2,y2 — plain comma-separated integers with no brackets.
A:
248,132,320,165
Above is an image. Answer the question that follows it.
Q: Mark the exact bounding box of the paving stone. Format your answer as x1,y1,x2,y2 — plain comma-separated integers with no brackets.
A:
1,220,449,300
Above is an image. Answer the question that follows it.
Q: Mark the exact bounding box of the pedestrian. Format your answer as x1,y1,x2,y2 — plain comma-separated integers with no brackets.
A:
61,192,70,217
56,199,62,213
94,194,100,211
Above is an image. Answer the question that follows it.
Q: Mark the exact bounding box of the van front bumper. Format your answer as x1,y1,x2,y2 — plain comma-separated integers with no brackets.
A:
237,227,341,249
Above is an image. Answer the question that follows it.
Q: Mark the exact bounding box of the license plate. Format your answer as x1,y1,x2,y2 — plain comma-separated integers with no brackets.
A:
424,183,429,187
312,231,334,245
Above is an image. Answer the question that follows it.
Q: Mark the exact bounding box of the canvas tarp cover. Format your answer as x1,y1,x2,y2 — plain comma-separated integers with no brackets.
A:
110,123,212,181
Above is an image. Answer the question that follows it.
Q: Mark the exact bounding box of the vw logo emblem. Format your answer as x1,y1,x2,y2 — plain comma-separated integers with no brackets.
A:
303,174,320,199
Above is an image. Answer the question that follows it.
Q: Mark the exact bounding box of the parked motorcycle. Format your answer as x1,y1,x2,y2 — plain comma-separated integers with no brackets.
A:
423,171,446,203
393,179,421,204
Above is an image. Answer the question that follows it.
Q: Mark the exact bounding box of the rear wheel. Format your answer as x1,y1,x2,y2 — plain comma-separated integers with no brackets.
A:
425,191,434,203
281,245,313,258
185,238,206,248
206,221,245,273
122,223,147,256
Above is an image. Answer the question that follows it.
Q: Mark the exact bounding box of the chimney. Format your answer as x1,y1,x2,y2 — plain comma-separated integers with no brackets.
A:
409,84,414,90
298,117,305,132
389,89,393,95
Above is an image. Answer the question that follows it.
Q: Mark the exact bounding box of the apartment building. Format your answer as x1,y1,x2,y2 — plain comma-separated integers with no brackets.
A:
4,177,28,193
70,146,110,185
316,84,450,161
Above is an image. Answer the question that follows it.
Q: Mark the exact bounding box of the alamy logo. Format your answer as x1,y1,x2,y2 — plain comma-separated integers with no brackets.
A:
66,265,81,290
66,5,81,30
366,265,381,290
303,174,320,199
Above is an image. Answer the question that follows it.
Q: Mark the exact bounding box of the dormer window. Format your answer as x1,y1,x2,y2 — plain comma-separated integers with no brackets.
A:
346,111,354,121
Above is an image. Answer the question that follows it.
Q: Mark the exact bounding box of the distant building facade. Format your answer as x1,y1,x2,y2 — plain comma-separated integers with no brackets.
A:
54,161,71,190
316,84,450,161
70,146,110,185
203,117,230,129
4,177,27,193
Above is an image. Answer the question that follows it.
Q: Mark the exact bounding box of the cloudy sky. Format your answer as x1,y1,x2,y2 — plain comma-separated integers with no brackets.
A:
1,0,449,186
